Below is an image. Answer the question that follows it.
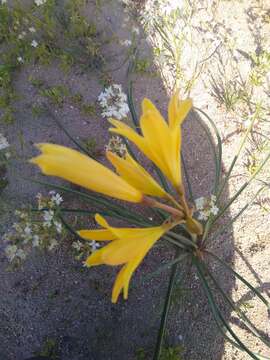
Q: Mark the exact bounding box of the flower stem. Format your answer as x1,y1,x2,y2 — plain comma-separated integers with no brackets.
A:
144,197,184,218
153,248,183,360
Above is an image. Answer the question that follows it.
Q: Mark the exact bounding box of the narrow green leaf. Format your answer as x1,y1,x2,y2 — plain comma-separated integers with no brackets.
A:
194,107,223,193
193,110,220,193
205,251,270,309
210,186,267,241
45,106,93,158
216,114,257,200
22,177,152,226
195,259,262,360
153,248,183,360
202,262,270,348
213,151,270,225
141,253,189,284
181,153,194,202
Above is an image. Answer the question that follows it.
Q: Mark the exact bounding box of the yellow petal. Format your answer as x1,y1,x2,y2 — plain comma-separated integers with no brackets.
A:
30,143,143,203
78,229,116,241
112,264,128,303
106,151,167,198
95,213,110,228
108,119,149,155
112,229,167,302
112,254,142,303
168,90,192,129
186,216,203,235
85,248,104,266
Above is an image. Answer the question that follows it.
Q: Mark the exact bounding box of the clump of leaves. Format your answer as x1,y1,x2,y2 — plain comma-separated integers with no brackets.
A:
40,85,69,106
160,346,184,360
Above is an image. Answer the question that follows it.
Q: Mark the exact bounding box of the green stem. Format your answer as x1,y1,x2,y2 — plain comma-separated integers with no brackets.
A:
205,250,270,309
167,231,197,249
153,248,183,360
194,259,262,360
202,262,270,348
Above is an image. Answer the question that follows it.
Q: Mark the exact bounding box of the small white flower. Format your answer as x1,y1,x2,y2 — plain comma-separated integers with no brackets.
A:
34,0,46,5
5,245,18,261
32,235,40,247
51,193,63,206
29,27,36,33
24,225,32,236
120,39,132,47
132,26,140,35
43,210,54,227
5,151,11,159
48,239,58,251
211,205,219,216
54,220,62,234
18,31,27,40
0,133,9,150
17,56,24,63
31,40,38,48
195,197,205,211
36,192,42,199
98,84,129,120
16,249,26,260
90,240,100,252
72,241,83,251
195,194,219,220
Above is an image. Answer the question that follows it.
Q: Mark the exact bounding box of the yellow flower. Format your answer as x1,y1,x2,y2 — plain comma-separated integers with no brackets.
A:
109,91,192,188
78,214,173,303
106,150,168,198
30,143,143,203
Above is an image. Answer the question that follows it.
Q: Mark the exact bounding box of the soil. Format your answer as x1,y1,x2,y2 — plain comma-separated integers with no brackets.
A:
0,1,269,360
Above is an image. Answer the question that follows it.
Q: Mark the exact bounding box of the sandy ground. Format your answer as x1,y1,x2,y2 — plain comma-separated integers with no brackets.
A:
0,1,269,359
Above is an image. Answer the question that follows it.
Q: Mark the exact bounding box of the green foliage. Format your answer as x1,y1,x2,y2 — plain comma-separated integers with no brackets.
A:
81,137,99,158
40,85,69,106
31,104,46,117
249,51,270,86
0,164,8,193
1,108,15,124
134,57,151,74
36,337,60,359
135,348,147,360
160,346,184,360
0,0,105,123
28,76,45,88
81,102,96,116
209,74,244,111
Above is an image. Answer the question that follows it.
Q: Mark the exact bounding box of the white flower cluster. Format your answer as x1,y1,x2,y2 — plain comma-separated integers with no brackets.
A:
98,84,129,120
105,136,127,157
3,191,64,265
72,239,100,261
17,25,39,64
34,0,46,5
0,133,9,151
195,194,219,221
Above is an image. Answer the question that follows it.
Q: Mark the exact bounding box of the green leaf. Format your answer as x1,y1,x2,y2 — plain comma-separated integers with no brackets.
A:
22,177,152,226
205,251,270,309
153,248,184,360
210,186,267,241
193,109,222,194
44,106,93,158
201,261,270,348
194,259,262,360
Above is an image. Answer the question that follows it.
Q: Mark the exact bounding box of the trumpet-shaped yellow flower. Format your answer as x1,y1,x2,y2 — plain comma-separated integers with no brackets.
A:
30,143,143,203
109,91,192,188
106,150,168,198
78,214,173,303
